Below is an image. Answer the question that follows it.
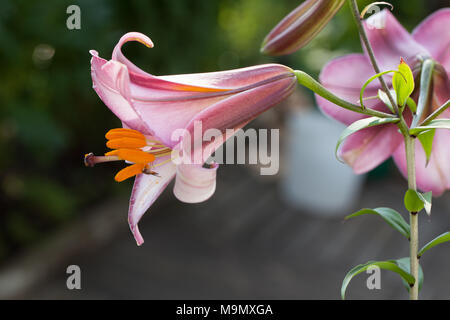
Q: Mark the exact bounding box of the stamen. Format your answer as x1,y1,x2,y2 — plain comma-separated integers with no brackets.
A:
105,149,155,164
115,163,147,182
106,138,147,149
84,153,120,167
105,128,146,141
86,128,174,183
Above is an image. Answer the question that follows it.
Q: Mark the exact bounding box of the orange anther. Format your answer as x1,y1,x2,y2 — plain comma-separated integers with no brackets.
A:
114,163,146,182
105,128,146,141
106,138,147,149
105,149,155,164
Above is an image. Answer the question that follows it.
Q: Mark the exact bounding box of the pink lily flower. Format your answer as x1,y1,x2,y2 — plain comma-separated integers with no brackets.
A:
87,32,296,245
316,9,450,195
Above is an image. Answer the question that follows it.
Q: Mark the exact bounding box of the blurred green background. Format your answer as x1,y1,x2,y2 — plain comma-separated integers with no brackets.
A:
0,0,443,262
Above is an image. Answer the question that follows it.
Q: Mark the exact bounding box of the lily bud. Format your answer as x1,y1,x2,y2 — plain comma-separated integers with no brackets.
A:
261,0,345,56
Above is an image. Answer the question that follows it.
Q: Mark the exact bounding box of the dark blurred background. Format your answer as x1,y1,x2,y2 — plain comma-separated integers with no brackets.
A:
0,0,449,299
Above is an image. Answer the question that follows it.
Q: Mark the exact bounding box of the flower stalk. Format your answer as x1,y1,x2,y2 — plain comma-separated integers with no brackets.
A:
294,70,395,119
348,0,433,300
405,134,419,300
348,0,398,114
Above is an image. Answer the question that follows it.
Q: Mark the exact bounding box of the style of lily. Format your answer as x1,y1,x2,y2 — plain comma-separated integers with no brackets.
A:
316,9,450,196
86,32,296,245
261,0,345,56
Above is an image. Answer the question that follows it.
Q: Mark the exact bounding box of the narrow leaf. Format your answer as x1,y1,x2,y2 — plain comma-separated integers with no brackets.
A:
406,97,417,114
410,119,450,135
395,257,424,292
346,207,410,239
341,260,415,299
360,2,393,19
335,117,399,162
421,100,450,126
412,59,436,128
417,191,432,216
417,129,436,167
378,89,397,113
360,71,396,109
404,189,425,213
418,232,450,258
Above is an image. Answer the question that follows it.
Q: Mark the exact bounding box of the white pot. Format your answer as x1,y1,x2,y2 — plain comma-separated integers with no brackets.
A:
280,110,365,216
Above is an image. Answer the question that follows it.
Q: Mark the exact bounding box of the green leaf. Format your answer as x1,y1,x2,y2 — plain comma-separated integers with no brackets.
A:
417,191,432,216
421,100,450,126
341,260,415,299
378,89,397,113
393,59,415,107
404,189,425,213
417,129,436,167
412,59,436,128
418,232,450,258
410,119,450,135
335,117,400,162
395,257,424,292
346,207,410,239
360,70,397,109
406,97,417,114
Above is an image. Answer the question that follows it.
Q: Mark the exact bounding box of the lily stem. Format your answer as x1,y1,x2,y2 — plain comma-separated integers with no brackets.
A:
405,134,419,300
348,0,398,114
349,0,419,300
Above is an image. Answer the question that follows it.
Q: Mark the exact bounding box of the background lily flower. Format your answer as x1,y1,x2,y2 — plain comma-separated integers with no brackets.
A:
316,9,450,195
261,0,345,56
89,32,296,245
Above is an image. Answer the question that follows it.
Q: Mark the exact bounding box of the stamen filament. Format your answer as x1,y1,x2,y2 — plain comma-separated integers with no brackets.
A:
154,151,173,158
84,153,120,167
152,157,174,168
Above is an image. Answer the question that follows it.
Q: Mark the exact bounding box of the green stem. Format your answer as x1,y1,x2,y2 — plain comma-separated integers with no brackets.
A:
294,70,395,119
405,135,419,300
348,0,399,116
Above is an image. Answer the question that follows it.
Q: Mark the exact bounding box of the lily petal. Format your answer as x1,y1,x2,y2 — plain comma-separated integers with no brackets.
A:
363,9,429,71
181,76,296,164
173,163,219,203
393,123,450,196
93,32,296,148
113,33,292,90
90,51,151,135
340,124,403,174
316,54,391,125
128,161,177,245
412,8,450,75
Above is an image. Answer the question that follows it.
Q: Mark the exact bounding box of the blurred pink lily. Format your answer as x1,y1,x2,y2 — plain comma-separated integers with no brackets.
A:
87,32,296,245
316,9,450,195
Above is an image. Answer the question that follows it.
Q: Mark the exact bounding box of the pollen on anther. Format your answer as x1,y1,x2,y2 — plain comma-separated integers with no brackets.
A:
106,138,147,149
105,149,155,164
114,163,146,182
105,128,146,141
